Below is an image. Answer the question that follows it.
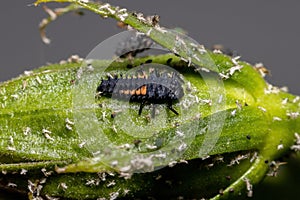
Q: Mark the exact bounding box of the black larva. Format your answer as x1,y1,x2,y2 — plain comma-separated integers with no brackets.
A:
96,70,184,115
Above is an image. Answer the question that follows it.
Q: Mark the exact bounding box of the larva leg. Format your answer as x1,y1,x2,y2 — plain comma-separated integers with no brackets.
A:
138,101,146,115
167,102,179,115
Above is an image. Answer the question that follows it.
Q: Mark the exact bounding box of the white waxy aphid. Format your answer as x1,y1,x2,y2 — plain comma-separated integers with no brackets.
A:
231,109,237,116
228,65,243,76
117,143,131,150
197,67,210,73
24,70,33,76
155,26,167,33
65,118,74,125
250,152,258,163
267,161,287,177
280,86,289,92
45,194,60,200
235,100,242,110
78,141,86,148
118,13,128,22
23,127,31,136
201,155,210,160
179,159,188,164
92,151,101,157
68,54,83,63
178,143,187,152
277,144,284,150
117,8,128,22
258,106,267,112
136,12,146,22
76,67,83,79
9,136,14,145
192,53,201,61
107,180,116,187
207,163,214,168
273,116,282,121
219,72,230,79
98,3,114,15
7,146,16,151
287,111,299,119
227,153,250,166
36,76,42,84
295,133,300,144
112,124,117,133
213,49,223,54
123,189,130,195
98,172,107,181
86,179,100,186
290,133,300,151
231,56,241,65
218,94,223,104
110,190,120,200
111,160,118,167
201,99,212,106
187,57,192,67
168,161,177,167
11,94,19,99
153,153,167,159
243,178,253,197
27,180,35,193
146,28,152,36
282,98,288,105
42,128,54,140
254,62,269,77
118,8,127,13
291,145,300,151
180,57,188,63
146,144,157,150
59,182,68,190
40,178,47,184
292,96,300,103
66,124,73,131
130,156,154,172
119,165,131,174
102,111,107,120
44,133,54,141
264,84,280,94
20,168,28,175
7,183,17,188
41,168,53,177
176,130,184,137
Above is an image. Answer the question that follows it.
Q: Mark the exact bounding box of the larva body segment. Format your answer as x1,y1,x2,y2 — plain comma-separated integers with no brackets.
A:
96,69,184,115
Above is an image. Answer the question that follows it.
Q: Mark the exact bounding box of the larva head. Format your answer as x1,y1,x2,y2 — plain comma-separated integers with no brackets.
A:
96,77,118,97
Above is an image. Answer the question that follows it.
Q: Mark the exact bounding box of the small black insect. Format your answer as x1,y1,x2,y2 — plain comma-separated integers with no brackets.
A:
115,32,154,58
96,69,184,115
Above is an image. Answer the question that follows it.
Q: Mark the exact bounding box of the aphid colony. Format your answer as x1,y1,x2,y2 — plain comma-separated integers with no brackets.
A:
96,68,184,115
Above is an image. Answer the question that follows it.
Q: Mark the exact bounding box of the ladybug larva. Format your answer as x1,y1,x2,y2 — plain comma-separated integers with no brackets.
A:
96,69,184,115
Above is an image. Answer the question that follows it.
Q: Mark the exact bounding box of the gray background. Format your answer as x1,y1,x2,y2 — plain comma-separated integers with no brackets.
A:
1,1,300,94
1,0,300,199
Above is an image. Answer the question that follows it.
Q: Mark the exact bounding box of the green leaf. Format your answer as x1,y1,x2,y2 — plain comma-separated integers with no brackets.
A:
0,1,299,199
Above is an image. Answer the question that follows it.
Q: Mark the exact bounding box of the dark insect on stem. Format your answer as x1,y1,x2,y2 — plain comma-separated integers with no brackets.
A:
96,69,184,116
115,32,154,58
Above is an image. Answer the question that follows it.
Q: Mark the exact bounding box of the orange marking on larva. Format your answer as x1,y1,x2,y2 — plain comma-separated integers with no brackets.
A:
130,90,136,95
141,85,147,95
135,88,141,95
123,90,130,95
